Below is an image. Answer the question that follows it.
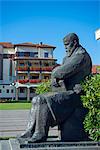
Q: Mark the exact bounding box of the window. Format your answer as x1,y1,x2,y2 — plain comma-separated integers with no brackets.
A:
44,76,49,79
28,62,31,66
16,52,24,57
20,63,25,66
20,88,25,93
34,62,39,66
30,75,39,79
0,89,2,93
33,52,38,58
11,89,13,93
6,89,9,93
24,52,30,57
19,76,23,79
44,62,49,66
30,88,36,93
44,52,49,58
30,52,34,57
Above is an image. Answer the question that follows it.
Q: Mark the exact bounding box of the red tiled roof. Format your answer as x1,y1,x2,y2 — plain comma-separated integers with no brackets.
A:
0,42,14,48
0,42,56,49
14,42,56,49
92,65,100,74
92,66,97,74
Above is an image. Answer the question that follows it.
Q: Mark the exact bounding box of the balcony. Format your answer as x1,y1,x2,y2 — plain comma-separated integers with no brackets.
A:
16,66,28,71
29,79,41,83
41,66,53,72
30,66,53,72
16,66,54,72
30,67,40,71
17,79,41,84
17,79,29,84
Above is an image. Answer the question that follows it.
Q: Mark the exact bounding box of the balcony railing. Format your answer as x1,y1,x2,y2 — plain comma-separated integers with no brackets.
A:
17,66,28,71
30,66,53,71
30,67,40,71
17,79,50,84
17,79,42,84
17,79,29,84
41,67,53,71
16,66,54,72
29,79,41,83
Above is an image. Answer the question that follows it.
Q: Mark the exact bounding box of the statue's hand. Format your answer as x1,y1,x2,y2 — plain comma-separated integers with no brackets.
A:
51,78,61,87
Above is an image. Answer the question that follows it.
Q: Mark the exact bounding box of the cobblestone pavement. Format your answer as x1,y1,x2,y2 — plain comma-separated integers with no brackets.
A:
0,110,58,138
0,110,59,150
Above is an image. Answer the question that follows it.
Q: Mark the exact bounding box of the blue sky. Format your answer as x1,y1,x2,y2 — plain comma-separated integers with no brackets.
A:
0,0,100,64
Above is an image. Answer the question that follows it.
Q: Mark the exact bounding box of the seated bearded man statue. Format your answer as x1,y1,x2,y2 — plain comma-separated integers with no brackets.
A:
18,33,92,143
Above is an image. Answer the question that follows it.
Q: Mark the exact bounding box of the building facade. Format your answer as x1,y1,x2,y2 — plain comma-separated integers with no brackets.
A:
92,65,100,74
95,29,100,40
0,42,57,100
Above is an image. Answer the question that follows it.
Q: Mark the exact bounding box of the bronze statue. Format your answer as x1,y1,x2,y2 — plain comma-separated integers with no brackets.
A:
18,33,92,143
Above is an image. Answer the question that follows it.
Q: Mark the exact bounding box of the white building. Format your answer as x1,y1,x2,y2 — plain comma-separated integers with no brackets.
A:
0,42,57,101
95,29,100,40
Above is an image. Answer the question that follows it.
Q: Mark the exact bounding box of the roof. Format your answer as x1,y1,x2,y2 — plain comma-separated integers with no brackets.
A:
0,42,14,48
14,42,56,49
0,42,56,49
92,65,100,74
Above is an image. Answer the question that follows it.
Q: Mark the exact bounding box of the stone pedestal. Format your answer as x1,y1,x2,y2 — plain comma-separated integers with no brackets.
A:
9,139,99,150
60,107,89,142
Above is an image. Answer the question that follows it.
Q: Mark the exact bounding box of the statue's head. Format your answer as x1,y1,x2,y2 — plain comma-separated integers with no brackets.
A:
63,33,79,56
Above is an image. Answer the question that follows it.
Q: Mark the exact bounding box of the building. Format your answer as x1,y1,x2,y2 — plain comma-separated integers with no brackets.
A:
92,65,100,74
95,29,100,40
0,42,57,100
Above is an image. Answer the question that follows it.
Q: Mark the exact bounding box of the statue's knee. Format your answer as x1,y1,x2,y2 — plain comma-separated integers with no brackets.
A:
32,95,46,106
32,96,40,105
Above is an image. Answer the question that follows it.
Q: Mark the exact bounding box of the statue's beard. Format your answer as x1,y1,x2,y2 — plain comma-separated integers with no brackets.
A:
67,42,78,57
67,44,76,57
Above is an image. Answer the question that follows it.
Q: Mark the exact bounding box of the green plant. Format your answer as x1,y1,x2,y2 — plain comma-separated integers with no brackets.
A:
36,80,51,94
81,74,100,141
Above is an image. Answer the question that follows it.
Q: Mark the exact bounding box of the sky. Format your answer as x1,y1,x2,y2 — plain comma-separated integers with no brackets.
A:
0,0,100,64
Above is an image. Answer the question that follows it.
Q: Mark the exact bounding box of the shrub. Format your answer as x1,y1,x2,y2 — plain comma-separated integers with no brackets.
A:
81,74,100,141
36,80,52,94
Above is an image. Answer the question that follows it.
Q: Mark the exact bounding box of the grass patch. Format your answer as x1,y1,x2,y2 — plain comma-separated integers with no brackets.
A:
0,103,32,110
0,137,15,140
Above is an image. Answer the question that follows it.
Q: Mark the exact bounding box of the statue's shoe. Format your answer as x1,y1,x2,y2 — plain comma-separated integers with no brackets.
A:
28,132,46,143
16,137,28,144
18,130,32,138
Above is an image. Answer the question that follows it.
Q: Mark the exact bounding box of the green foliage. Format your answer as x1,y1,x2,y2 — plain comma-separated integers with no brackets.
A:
81,74,100,141
36,80,52,94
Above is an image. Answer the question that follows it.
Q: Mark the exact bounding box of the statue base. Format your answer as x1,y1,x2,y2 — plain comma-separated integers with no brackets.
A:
9,138,99,150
